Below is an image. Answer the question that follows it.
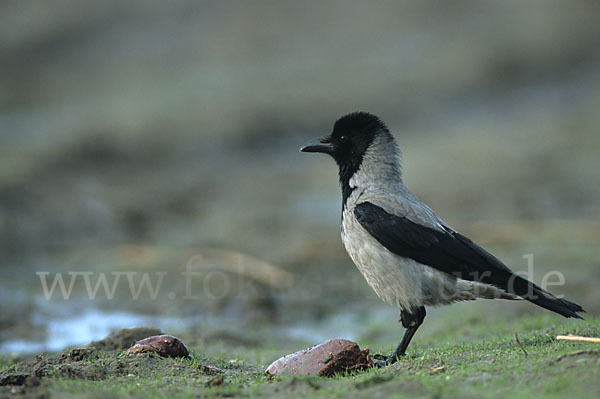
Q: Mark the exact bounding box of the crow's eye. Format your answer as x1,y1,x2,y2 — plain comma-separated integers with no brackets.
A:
339,135,347,142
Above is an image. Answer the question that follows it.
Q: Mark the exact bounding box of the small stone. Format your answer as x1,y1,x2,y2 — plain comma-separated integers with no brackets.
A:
426,366,446,375
127,335,191,359
205,375,225,386
197,364,224,375
265,338,372,377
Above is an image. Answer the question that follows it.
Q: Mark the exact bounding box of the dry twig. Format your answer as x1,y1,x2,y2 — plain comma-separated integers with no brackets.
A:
514,333,528,357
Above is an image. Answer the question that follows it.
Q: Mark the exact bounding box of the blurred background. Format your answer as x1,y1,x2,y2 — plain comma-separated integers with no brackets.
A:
1,0,599,358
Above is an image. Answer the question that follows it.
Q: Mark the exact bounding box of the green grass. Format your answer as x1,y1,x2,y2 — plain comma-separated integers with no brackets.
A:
3,317,598,399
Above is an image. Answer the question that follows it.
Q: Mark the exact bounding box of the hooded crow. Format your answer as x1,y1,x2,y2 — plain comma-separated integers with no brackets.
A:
300,111,584,365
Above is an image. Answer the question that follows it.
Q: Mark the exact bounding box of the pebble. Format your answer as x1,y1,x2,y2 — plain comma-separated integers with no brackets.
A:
127,334,191,359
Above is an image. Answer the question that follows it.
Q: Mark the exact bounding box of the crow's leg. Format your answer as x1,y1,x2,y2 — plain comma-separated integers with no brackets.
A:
373,306,426,367
387,306,426,364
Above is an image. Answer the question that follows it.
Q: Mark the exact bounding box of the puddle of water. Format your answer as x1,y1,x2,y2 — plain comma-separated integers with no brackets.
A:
1,308,201,354
1,305,399,355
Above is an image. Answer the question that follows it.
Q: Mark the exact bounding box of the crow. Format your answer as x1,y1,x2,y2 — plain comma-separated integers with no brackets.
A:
300,111,584,365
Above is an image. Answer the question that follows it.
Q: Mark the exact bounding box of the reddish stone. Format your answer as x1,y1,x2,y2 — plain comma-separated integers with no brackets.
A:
127,335,191,359
265,338,372,377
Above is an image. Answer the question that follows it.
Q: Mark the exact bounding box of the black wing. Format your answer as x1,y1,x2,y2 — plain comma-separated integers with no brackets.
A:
354,201,584,318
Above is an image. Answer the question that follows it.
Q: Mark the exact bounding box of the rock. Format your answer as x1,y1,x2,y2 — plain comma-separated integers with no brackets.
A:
88,327,163,351
127,335,191,359
265,338,372,377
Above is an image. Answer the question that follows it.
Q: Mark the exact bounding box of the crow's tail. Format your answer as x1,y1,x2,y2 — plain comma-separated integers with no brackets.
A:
509,274,585,319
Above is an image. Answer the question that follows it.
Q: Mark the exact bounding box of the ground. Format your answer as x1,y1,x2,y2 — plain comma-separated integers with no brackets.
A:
2,316,598,399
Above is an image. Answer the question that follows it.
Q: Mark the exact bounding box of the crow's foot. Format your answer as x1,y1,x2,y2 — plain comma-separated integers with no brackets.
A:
371,352,404,367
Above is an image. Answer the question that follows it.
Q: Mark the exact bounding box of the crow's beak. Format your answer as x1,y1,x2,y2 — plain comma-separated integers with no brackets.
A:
300,136,334,154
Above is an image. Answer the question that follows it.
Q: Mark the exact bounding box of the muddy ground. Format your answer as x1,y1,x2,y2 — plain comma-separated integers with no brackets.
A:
0,328,240,397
